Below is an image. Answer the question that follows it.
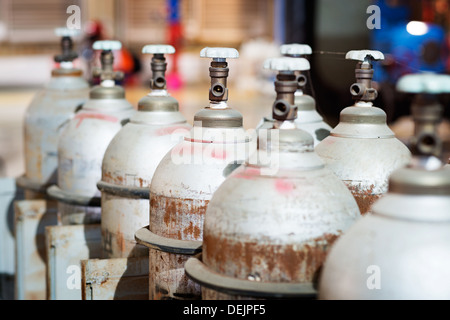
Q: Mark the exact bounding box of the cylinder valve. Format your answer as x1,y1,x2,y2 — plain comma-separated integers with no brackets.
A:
53,27,80,69
346,50,384,102
142,44,175,91
263,56,310,122
92,40,124,87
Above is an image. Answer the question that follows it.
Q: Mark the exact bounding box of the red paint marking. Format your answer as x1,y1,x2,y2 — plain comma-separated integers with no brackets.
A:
233,167,260,180
211,148,227,160
74,113,119,128
155,125,190,137
275,179,294,194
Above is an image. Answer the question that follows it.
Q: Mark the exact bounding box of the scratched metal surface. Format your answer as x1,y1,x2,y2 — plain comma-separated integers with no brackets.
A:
46,224,102,300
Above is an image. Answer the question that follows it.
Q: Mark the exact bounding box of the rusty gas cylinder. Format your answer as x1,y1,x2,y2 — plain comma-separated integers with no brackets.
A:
47,40,135,225
98,44,190,259
135,47,255,300
319,73,450,300
315,50,411,214
17,28,89,199
184,56,360,300
257,44,332,146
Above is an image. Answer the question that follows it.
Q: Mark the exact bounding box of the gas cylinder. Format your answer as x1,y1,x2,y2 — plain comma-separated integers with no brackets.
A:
97,44,190,259
184,56,360,300
47,40,135,225
318,73,450,300
17,28,89,199
315,50,411,214
257,44,332,146
134,47,255,300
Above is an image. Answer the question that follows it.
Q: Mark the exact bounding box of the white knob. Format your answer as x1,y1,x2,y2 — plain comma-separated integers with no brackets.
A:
54,27,80,37
142,44,175,55
263,57,310,72
200,47,239,59
346,50,384,62
280,43,312,56
396,73,450,94
93,40,122,51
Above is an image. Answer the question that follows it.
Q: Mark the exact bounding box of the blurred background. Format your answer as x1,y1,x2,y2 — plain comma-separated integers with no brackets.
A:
0,0,449,179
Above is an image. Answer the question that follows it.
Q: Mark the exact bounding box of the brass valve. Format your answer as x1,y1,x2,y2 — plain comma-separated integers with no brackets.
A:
346,50,384,102
53,28,80,64
264,57,310,122
92,40,124,85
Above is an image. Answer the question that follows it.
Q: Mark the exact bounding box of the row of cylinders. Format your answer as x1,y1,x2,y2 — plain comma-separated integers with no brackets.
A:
17,28,450,300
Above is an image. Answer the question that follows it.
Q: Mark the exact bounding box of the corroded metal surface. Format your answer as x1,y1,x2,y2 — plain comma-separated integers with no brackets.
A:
149,250,201,300
203,233,339,283
346,183,380,215
81,256,149,300
202,234,337,300
150,195,208,240
185,255,317,299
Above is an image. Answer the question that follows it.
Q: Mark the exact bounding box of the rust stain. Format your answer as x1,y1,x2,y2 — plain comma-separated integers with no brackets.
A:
347,184,380,215
103,171,114,183
151,193,208,241
149,250,201,300
182,221,201,240
203,232,340,285
116,230,125,254
103,171,148,188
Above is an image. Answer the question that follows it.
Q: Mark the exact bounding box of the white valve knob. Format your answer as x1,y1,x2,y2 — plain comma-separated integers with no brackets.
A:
346,50,384,62
280,43,312,56
200,47,239,60
142,44,175,55
54,27,80,38
396,73,450,94
263,57,310,72
93,40,122,51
